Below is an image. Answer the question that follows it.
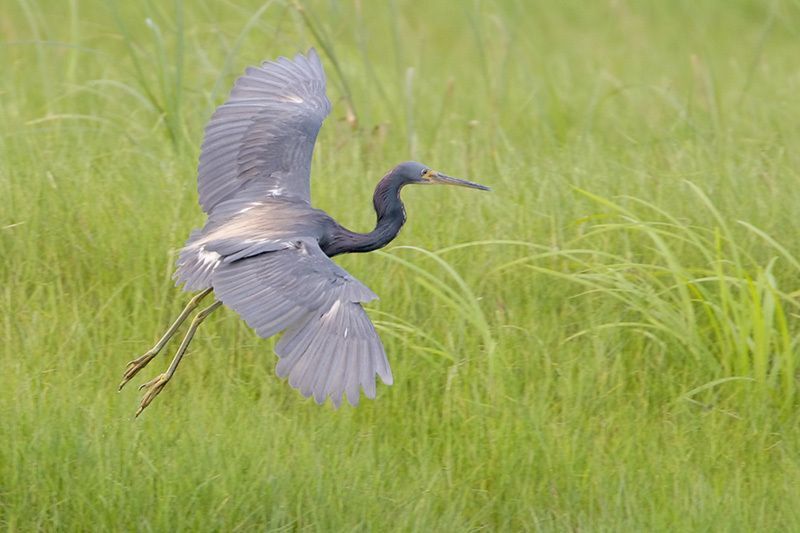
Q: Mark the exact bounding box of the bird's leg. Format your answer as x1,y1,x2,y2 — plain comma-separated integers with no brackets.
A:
119,288,212,391
135,300,222,417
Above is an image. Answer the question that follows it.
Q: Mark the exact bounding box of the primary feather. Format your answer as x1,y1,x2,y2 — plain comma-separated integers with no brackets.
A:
197,49,331,213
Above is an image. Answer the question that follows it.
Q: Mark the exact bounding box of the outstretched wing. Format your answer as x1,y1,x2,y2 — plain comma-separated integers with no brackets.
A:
197,49,331,213
211,239,393,407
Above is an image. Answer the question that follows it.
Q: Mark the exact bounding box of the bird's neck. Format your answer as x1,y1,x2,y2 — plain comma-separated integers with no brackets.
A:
324,175,406,257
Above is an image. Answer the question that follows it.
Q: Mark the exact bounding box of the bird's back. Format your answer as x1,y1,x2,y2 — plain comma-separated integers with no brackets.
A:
174,198,334,291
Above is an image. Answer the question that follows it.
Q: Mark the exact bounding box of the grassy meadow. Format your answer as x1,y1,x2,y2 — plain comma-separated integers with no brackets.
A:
3,0,800,529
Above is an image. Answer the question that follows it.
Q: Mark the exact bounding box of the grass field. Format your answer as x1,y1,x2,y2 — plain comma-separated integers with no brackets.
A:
3,0,800,530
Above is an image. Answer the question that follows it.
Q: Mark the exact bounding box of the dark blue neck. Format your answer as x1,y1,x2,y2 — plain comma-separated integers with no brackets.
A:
322,174,407,257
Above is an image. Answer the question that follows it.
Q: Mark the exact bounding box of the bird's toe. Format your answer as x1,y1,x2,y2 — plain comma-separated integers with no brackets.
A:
134,373,171,417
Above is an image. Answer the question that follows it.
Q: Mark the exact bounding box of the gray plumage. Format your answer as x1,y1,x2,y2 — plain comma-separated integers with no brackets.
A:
197,50,330,211
162,49,489,410
212,239,391,407
175,50,387,407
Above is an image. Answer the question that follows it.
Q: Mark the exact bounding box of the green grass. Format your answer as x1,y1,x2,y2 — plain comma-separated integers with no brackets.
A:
3,0,800,530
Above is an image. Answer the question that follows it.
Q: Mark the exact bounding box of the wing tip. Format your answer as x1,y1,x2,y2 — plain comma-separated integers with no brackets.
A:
346,389,361,407
277,371,393,408
256,48,325,80
306,47,321,63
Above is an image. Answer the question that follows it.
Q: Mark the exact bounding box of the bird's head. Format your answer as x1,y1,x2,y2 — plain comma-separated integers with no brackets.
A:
393,161,490,191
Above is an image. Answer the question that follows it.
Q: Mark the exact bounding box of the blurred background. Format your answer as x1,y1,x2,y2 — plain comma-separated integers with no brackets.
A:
2,0,800,529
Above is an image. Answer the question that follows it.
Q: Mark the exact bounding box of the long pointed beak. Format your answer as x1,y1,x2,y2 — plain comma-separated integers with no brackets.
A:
428,172,491,191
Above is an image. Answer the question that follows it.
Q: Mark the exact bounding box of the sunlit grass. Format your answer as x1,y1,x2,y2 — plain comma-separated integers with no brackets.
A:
2,0,800,530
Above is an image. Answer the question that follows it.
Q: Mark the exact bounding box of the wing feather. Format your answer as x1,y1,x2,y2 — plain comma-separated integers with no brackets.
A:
212,239,391,406
197,49,331,213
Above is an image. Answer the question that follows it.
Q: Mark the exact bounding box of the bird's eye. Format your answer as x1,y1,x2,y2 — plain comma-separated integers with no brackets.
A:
420,169,428,176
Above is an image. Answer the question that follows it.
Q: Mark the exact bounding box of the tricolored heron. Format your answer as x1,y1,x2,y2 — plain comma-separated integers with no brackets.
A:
119,49,489,415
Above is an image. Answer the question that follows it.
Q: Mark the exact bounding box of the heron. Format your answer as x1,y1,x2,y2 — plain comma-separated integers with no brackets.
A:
119,49,489,415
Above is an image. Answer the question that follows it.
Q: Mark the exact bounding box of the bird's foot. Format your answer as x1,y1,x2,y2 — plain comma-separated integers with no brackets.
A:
135,373,171,417
118,351,157,391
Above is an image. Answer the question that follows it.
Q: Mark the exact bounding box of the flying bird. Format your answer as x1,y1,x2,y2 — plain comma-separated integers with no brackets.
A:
119,49,489,415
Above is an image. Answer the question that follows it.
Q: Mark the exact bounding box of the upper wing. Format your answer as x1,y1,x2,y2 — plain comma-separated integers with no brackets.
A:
197,49,331,213
211,239,393,407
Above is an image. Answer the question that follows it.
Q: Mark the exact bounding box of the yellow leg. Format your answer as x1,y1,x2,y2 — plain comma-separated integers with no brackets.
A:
119,288,212,391
135,300,222,417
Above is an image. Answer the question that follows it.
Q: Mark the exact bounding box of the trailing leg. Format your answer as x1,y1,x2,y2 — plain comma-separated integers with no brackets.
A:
135,300,222,417
119,288,212,391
